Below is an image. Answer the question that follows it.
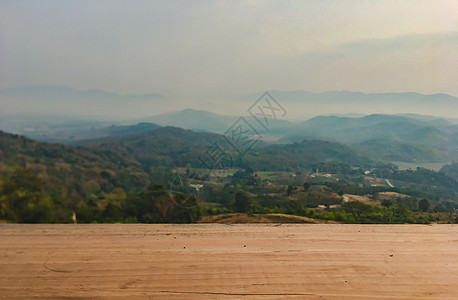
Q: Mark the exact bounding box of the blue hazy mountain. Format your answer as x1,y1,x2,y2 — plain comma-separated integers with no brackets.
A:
0,85,167,120
2,86,457,121
264,90,458,120
280,114,458,163
139,108,295,136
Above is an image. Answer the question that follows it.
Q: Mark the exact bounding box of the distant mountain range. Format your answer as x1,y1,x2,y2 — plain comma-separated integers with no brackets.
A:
1,103,456,163
1,85,457,164
137,108,295,137
138,109,238,133
72,126,374,170
1,85,457,121
124,110,458,164
280,114,458,163
0,85,167,119
62,123,161,142
67,112,458,164
264,90,458,119
0,126,373,179
0,85,164,100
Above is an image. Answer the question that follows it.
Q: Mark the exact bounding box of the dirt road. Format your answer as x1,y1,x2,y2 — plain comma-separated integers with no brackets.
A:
0,224,457,299
385,179,395,188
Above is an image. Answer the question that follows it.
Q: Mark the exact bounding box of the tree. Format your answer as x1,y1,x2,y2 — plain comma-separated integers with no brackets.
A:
101,203,124,223
0,168,55,223
233,191,254,213
146,184,175,221
303,182,311,192
124,184,201,224
342,201,371,221
418,199,430,212
443,202,455,214
433,202,445,213
106,188,127,207
381,199,393,207
244,167,254,175
287,185,294,196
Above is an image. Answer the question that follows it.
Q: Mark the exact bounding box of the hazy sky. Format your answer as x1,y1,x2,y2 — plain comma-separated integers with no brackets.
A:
1,0,457,98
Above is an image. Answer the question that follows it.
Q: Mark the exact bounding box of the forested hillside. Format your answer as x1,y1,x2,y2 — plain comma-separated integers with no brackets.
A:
1,128,456,224
281,114,458,163
0,131,158,222
77,126,375,171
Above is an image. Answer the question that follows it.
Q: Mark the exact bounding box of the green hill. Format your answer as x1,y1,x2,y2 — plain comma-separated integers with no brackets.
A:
441,162,458,180
0,131,152,204
65,122,161,142
244,140,373,170
280,114,457,163
78,126,374,171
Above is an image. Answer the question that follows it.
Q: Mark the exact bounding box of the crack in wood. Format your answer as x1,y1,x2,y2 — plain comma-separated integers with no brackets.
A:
161,290,316,296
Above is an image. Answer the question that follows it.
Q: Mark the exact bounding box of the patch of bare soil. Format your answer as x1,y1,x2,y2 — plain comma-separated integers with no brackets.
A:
198,213,337,224
376,192,411,200
344,194,379,205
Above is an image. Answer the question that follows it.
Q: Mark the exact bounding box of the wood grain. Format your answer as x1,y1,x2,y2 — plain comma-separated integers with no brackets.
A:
0,224,457,299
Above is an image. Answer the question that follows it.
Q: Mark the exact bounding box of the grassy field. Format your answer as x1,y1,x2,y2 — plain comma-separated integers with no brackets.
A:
392,161,450,171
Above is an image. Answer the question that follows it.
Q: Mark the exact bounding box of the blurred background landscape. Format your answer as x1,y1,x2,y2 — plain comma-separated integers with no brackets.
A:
1,1,457,224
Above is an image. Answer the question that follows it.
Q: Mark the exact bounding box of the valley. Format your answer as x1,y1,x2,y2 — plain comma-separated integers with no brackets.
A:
2,2,457,298
1,111,457,225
